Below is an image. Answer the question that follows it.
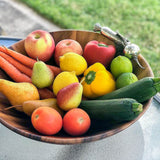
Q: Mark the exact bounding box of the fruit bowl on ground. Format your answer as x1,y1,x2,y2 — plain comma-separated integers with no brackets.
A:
0,30,154,144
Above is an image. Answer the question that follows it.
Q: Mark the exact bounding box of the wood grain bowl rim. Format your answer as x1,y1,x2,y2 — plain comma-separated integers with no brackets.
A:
0,30,154,144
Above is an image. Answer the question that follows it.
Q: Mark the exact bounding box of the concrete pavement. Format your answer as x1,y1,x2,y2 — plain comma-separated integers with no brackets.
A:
0,0,61,38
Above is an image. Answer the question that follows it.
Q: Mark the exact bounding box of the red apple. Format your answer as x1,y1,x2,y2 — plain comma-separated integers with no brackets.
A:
54,39,83,65
24,30,55,62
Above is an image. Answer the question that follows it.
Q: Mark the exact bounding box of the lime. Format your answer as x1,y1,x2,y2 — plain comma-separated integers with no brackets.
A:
110,56,133,78
59,52,87,76
116,72,138,89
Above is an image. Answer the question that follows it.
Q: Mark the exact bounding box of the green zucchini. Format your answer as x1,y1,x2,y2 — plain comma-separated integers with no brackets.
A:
96,77,160,103
79,98,143,122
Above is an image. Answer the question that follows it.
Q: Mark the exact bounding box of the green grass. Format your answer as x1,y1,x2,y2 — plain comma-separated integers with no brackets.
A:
20,0,160,77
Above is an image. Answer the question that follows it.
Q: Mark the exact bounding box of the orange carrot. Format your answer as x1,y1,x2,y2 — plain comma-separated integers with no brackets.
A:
48,65,61,77
0,52,55,99
47,65,61,77
38,88,55,99
0,46,61,76
0,56,32,83
0,46,35,68
0,51,32,77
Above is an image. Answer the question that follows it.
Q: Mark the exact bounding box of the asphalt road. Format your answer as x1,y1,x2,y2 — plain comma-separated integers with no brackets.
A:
0,0,61,38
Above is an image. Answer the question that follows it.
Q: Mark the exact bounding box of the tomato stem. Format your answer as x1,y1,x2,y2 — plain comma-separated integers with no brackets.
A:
78,117,84,124
35,114,39,119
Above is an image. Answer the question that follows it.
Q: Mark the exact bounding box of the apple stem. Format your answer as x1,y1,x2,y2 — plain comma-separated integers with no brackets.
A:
35,34,40,39
36,57,39,62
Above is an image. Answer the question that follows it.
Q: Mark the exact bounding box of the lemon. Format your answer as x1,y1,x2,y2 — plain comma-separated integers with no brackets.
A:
116,72,138,89
59,52,87,76
53,71,79,95
110,56,133,78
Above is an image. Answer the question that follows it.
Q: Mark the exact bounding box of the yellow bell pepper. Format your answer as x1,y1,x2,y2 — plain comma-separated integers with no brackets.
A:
81,62,116,98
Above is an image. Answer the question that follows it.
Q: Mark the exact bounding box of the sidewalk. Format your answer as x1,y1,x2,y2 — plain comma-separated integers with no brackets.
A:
0,0,61,38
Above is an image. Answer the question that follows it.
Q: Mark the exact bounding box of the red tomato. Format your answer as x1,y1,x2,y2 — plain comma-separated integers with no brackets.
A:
63,108,91,136
31,106,62,135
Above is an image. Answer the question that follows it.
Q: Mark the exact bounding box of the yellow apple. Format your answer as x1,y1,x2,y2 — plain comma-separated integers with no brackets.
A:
24,30,55,62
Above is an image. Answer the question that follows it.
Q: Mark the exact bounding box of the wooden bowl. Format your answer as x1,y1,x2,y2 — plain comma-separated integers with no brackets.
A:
0,30,154,144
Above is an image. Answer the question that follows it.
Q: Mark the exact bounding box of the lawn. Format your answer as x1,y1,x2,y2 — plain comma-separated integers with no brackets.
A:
20,0,160,76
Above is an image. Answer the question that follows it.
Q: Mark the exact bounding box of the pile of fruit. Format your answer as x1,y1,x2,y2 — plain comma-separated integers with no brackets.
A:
0,30,159,137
